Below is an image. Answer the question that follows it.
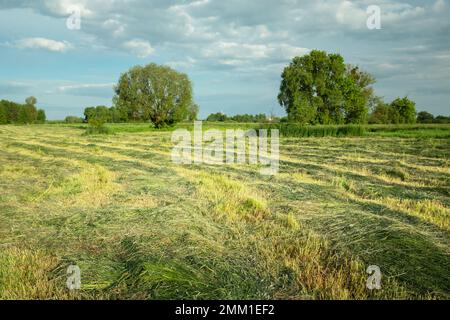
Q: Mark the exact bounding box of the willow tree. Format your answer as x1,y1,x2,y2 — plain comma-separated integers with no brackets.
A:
113,63,195,127
278,50,375,124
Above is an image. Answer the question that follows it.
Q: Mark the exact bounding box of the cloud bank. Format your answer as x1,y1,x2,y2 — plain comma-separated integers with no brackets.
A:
0,0,449,118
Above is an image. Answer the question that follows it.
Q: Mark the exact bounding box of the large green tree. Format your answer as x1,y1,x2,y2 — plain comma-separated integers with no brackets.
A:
417,111,434,124
278,50,375,124
113,63,195,127
390,97,416,124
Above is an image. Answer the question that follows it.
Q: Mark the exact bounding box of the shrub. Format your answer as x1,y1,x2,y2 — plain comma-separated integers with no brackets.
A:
65,116,84,124
84,116,112,135
84,126,112,135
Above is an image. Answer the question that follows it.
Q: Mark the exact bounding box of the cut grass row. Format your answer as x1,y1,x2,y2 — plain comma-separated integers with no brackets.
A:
0,124,449,299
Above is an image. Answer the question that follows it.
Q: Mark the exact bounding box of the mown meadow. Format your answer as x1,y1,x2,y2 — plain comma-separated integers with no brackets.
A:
0,123,449,299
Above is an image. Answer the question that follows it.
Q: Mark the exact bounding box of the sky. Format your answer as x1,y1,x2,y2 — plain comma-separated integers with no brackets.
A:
0,0,449,120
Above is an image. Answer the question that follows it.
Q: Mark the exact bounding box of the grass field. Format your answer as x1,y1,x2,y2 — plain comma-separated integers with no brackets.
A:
0,124,449,299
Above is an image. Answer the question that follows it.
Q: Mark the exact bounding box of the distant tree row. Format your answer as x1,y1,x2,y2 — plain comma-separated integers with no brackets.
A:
0,97,46,124
83,105,127,123
368,97,417,124
416,111,450,124
77,58,444,128
64,116,84,123
206,112,269,122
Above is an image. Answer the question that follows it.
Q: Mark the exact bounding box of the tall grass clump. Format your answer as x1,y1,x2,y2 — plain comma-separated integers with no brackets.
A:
365,124,450,138
0,247,71,299
84,118,112,135
261,123,365,138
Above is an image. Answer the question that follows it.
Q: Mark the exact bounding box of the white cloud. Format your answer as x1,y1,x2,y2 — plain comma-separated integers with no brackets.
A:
433,0,446,12
0,0,449,115
103,19,126,38
276,44,310,60
14,37,72,52
36,0,97,17
58,83,114,91
257,25,271,39
383,5,426,23
166,57,197,69
203,41,270,59
202,41,309,66
122,39,154,58
57,83,115,97
335,1,367,29
0,81,32,94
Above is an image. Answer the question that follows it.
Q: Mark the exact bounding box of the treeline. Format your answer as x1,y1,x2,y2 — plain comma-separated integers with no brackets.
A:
72,57,447,128
83,103,198,125
206,112,273,122
83,105,127,123
368,97,449,124
205,104,450,126
416,111,450,124
0,97,46,124
368,97,416,124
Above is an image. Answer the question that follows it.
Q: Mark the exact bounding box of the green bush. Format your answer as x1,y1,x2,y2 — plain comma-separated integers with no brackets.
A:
84,117,112,135
65,116,84,124
84,125,112,135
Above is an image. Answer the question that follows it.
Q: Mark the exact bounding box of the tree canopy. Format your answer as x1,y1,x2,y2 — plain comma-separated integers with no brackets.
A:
278,50,375,124
206,112,268,122
113,63,197,127
416,111,434,124
0,98,46,124
390,97,416,124
369,96,417,124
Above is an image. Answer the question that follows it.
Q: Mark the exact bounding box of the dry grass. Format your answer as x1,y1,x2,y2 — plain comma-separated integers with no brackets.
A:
0,247,71,300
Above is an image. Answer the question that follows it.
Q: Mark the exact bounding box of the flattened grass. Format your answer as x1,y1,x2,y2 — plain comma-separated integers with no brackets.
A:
0,124,448,299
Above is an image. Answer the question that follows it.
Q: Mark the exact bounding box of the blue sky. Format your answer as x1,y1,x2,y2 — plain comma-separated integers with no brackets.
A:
0,0,449,119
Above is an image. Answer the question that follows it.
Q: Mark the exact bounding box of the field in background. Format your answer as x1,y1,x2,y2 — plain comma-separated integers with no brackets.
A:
0,123,449,299
44,122,450,138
